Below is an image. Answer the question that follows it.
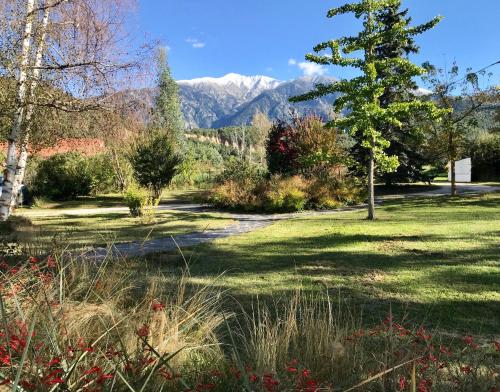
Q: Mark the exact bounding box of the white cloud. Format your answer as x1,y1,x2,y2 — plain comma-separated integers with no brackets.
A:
185,38,205,49
297,62,326,76
288,58,326,76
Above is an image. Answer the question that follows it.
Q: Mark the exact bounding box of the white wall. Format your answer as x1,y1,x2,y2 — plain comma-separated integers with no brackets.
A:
448,158,472,183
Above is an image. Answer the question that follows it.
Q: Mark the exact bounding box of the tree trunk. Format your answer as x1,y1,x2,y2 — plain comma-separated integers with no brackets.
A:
450,159,457,196
0,0,37,221
10,1,52,210
367,146,376,220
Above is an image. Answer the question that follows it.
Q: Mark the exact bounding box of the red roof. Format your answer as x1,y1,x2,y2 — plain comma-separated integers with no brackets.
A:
0,138,106,158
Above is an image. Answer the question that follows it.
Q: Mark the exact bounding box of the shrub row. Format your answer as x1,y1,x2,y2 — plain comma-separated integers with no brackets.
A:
29,152,118,201
207,160,364,212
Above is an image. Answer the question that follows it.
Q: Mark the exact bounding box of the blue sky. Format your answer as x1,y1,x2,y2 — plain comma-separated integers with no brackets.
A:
136,0,500,84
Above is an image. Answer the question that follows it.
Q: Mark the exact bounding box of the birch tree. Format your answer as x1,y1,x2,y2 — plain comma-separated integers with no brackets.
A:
0,0,147,220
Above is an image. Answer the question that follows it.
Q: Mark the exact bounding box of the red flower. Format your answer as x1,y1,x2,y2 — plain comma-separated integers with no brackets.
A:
493,341,500,352
417,379,432,392
85,366,102,375
305,379,319,392
439,345,452,356
416,326,432,341
47,357,61,367
136,324,149,337
97,373,114,384
152,300,165,312
230,368,241,380
398,376,407,391
302,368,311,378
248,374,258,382
47,256,56,268
29,256,39,264
286,366,298,373
463,335,478,349
461,366,472,374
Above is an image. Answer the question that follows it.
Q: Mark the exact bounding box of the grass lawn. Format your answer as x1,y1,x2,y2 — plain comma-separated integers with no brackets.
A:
172,192,500,337
6,209,231,253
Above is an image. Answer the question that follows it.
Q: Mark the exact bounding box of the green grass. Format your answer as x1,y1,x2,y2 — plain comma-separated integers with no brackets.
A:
25,189,203,210
7,208,231,252
175,192,500,336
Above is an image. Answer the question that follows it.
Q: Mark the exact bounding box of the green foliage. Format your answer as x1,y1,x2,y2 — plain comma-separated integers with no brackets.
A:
32,153,94,200
209,159,362,213
469,133,500,181
422,62,498,166
129,131,183,200
263,175,308,212
267,116,350,177
290,0,443,217
122,183,158,219
308,173,366,209
86,153,119,195
123,184,148,217
152,47,186,149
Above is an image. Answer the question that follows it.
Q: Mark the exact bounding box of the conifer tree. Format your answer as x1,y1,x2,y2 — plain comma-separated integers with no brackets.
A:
373,2,430,185
152,47,186,148
291,0,444,220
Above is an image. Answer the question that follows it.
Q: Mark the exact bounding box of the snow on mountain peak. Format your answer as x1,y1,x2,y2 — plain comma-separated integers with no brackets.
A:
178,73,283,91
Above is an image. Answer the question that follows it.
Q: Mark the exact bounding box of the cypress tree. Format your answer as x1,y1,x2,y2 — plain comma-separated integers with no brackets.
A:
152,47,186,148
291,0,445,220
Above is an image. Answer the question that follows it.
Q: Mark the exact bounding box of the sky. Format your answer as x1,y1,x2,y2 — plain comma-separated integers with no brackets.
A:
135,0,500,84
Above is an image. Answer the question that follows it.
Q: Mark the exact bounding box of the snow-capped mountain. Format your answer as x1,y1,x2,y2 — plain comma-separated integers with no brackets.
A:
177,73,339,128
179,73,282,97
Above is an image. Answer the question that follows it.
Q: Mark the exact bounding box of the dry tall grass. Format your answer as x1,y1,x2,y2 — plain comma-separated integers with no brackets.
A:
0,251,498,391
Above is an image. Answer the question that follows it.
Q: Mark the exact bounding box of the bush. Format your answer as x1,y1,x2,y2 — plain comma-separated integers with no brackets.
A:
308,174,366,209
470,134,500,181
123,184,149,217
129,132,183,200
263,175,308,212
267,116,349,177
86,153,119,194
123,184,159,220
31,152,119,200
32,153,94,200
208,159,265,210
208,159,364,213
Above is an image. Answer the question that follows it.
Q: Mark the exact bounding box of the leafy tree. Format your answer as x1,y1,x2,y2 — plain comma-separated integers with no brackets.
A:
291,0,443,219
266,116,349,177
152,47,186,148
421,63,499,195
129,132,183,200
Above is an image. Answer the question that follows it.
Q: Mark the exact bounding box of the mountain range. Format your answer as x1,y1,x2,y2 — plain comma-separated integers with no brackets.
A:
177,73,339,129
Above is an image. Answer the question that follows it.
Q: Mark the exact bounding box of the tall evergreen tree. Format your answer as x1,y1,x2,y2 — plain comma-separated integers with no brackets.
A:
152,47,186,148
291,0,444,220
374,2,431,185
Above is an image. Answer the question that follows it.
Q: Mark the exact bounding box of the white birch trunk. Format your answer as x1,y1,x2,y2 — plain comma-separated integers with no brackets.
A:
0,0,37,221
11,1,52,209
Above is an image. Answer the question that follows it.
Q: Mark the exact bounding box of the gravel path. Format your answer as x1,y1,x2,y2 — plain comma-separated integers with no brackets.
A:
81,183,500,259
